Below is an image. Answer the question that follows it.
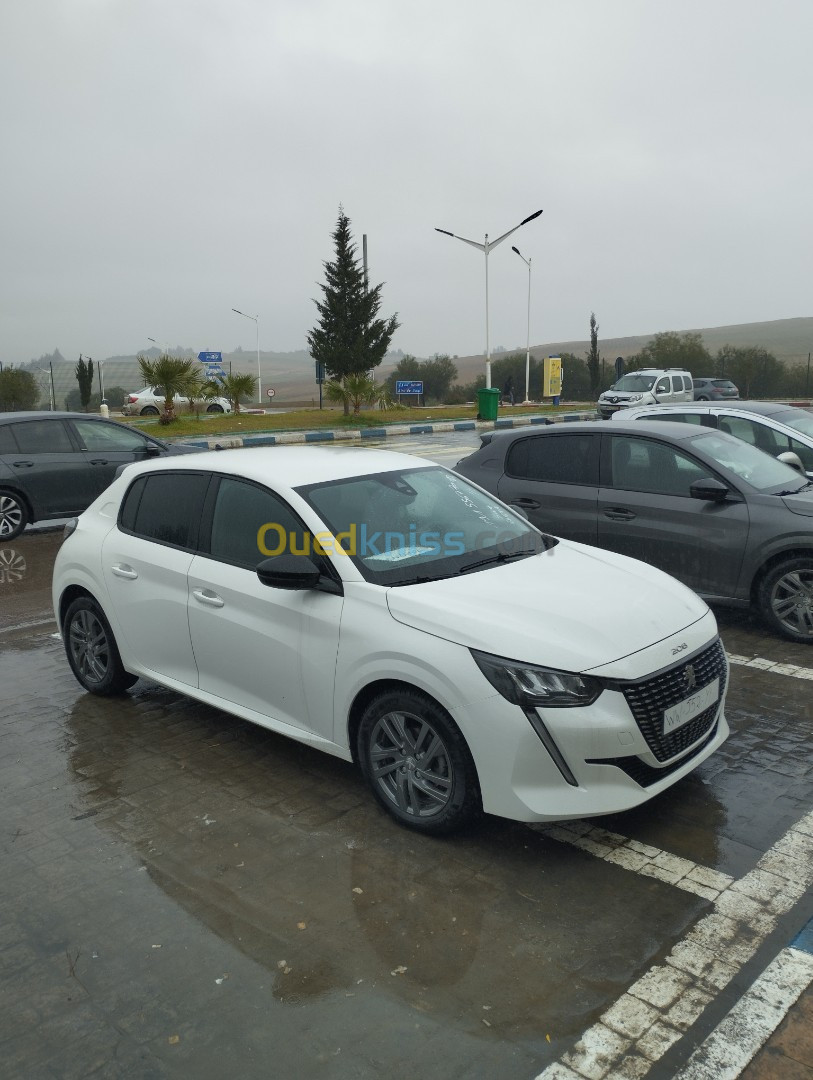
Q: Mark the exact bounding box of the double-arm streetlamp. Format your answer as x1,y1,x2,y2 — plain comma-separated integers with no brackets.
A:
231,308,262,403
511,246,533,405
435,209,542,388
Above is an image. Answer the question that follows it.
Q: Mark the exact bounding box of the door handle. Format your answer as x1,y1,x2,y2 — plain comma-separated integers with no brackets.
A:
192,589,224,608
12,461,34,468
603,508,636,521
111,563,138,580
89,459,109,466
513,498,541,509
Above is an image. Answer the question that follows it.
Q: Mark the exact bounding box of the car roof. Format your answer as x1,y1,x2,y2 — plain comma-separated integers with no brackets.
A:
0,410,113,422
625,400,797,417
485,419,707,444
115,444,439,489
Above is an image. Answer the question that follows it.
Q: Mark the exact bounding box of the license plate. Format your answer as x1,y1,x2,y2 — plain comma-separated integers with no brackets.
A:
663,678,719,735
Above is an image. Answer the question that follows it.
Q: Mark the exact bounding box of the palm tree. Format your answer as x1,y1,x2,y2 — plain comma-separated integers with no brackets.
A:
137,355,196,423
218,372,257,414
325,373,390,416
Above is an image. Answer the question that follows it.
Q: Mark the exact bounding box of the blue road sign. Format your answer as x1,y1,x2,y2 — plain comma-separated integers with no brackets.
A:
204,366,226,379
198,351,222,364
396,380,423,395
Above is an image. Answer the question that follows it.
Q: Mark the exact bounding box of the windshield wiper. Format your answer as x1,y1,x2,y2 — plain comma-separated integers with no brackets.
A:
458,549,537,575
387,574,439,587
774,482,813,495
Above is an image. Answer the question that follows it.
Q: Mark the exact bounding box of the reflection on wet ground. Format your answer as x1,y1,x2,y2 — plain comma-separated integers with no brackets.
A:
0,530,62,632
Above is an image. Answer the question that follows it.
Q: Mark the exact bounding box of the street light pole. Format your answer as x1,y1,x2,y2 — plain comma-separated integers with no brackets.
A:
232,308,261,403
511,246,533,405
435,209,542,389
147,337,170,356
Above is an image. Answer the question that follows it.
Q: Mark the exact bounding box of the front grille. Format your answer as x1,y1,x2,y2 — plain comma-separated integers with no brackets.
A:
619,639,727,763
587,722,719,787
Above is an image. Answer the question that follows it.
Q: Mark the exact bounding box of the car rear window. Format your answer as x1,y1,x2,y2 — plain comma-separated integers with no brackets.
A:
712,380,735,388
506,433,599,485
120,471,210,549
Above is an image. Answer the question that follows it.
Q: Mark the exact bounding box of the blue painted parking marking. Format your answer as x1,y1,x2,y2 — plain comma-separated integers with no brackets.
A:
305,431,335,442
792,915,813,954
360,428,387,438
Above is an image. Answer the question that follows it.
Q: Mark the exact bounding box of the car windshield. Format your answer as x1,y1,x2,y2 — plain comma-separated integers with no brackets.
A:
297,466,545,586
687,432,809,493
612,375,656,392
774,410,813,439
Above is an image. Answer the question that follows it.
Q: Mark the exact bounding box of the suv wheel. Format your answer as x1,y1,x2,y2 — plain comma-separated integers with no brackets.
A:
0,489,28,540
696,395,710,401
206,403,225,413
757,557,813,642
140,405,160,416
64,597,138,694
357,690,480,834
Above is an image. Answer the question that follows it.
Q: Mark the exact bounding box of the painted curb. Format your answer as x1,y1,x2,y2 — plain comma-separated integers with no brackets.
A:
180,411,598,451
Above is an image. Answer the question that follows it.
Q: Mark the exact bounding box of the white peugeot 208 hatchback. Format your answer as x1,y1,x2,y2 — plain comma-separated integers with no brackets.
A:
52,446,729,834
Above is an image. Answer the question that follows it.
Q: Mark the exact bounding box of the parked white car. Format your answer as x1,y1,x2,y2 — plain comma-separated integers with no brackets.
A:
615,400,813,479
598,368,693,419
52,446,729,833
121,387,231,416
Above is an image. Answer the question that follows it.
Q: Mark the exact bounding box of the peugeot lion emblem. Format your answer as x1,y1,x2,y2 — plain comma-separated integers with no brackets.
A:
683,664,697,692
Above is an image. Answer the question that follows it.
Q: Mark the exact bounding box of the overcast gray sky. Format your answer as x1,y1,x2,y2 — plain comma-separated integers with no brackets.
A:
2,0,811,368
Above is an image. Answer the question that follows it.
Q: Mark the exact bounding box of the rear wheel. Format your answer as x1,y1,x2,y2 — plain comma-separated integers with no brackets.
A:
206,403,225,413
140,405,160,416
696,394,710,401
64,597,138,694
357,690,480,834
757,558,813,643
0,489,28,540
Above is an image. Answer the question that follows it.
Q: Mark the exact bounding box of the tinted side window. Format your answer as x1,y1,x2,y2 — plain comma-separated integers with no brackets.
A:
681,376,693,391
655,378,669,394
208,477,307,569
9,420,74,454
72,419,150,452
130,473,210,549
506,434,598,485
649,412,704,425
119,476,147,533
609,436,712,496
0,426,17,454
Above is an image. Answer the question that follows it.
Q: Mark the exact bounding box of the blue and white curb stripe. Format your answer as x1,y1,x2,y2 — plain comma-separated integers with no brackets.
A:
178,411,597,451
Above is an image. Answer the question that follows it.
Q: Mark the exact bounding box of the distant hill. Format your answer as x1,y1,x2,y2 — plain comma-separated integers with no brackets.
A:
444,317,813,389
25,318,813,405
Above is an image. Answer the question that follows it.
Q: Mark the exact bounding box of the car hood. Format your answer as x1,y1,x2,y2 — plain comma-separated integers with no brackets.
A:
385,541,708,672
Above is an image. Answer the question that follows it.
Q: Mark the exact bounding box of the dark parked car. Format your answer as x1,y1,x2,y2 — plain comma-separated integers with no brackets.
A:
0,411,201,540
456,420,813,642
693,378,739,401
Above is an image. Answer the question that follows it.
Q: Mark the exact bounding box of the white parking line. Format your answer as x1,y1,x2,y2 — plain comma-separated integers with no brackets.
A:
534,809,813,1080
728,654,813,680
533,821,733,900
673,945,813,1079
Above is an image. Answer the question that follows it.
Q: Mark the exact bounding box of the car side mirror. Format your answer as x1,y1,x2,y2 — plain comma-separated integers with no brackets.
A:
776,451,804,473
690,478,730,502
256,554,322,590
141,444,162,457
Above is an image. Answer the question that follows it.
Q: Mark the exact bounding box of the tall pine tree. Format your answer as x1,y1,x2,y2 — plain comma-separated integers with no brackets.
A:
308,207,399,413
586,312,601,394
75,355,94,412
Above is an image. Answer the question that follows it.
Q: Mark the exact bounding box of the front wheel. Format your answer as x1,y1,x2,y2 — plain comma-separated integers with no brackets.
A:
757,558,813,643
64,597,138,694
357,690,480,834
140,405,160,416
0,489,28,540
206,403,224,413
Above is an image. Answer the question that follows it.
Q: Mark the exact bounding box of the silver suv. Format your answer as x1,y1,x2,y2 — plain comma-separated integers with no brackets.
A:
598,368,693,419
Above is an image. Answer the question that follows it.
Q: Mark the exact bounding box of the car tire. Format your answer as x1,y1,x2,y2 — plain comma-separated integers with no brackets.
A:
0,489,29,541
757,557,813,643
696,395,710,401
140,405,160,416
63,597,139,694
357,689,481,834
206,403,225,413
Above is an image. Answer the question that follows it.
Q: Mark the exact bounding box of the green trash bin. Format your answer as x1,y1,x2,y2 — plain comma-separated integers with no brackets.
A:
476,387,500,421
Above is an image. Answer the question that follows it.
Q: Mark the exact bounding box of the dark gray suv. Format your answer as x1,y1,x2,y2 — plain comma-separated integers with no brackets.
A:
455,420,813,643
0,412,201,540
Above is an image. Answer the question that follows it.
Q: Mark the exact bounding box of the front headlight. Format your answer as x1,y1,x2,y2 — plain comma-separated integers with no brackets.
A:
471,650,603,708
627,394,641,401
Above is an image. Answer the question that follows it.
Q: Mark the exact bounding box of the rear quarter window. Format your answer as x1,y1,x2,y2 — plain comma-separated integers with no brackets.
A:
120,472,210,550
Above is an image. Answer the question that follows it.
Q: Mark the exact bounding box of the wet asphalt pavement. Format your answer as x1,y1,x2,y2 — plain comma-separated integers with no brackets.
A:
1,433,812,1079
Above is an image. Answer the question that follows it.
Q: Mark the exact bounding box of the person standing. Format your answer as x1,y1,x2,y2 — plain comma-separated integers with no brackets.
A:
503,375,514,406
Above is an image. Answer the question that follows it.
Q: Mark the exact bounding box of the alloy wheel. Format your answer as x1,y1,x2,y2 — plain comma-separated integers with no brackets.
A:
770,568,813,637
368,709,454,819
69,608,111,686
0,495,23,538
